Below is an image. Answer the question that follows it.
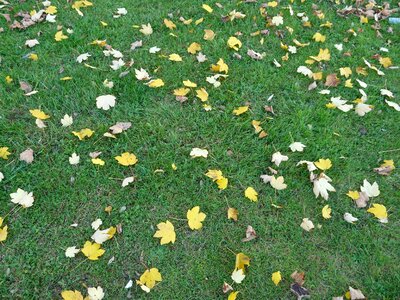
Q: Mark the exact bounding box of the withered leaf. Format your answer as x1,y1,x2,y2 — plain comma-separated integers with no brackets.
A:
325,74,340,87
242,225,256,242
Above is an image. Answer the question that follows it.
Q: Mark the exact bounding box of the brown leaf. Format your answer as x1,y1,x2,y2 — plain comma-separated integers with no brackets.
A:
325,74,340,87
109,122,132,134
373,165,394,176
291,271,305,286
19,148,34,164
355,192,369,208
242,225,257,242
290,283,310,299
247,49,263,60
2,14,11,22
222,282,233,294
19,81,32,93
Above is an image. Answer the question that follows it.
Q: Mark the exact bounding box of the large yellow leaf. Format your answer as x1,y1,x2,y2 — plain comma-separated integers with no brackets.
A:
233,106,249,116
314,158,332,171
55,31,68,42
164,19,176,30
72,128,94,140
29,109,50,120
367,204,388,222
196,88,208,102
137,268,162,289
235,252,250,271
61,290,84,300
322,205,332,219
187,206,206,230
81,241,105,260
115,152,138,166
147,79,164,88
227,36,242,51
187,42,201,54
244,187,258,202
153,220,176,245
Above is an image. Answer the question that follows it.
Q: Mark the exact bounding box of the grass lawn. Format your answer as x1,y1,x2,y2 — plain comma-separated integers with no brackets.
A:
0,0,399,299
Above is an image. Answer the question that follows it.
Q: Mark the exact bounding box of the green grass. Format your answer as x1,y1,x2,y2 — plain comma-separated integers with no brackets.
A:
0,0,399,299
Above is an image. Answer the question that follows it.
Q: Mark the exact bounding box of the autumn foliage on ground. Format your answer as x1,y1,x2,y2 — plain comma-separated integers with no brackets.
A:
0,0,399,299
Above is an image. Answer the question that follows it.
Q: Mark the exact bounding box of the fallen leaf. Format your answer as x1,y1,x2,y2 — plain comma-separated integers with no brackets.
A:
19,148,34,164
187,206,206,230
153,220,176,245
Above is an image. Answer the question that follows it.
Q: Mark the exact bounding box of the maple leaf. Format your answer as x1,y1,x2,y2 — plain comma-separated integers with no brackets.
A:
322,205,331,219
367,204,388,223
69,153,80,165
30,109,50,120
164,19,176,30
347,190,360,200
271,271,282,286
310,48,330,62
115,152,138,166
231,269,245,284
196,88,208,101
61,290,84,300
61,114,73,127
147,79,164,88
244,187,258,202
96,95,116,110
135,68,150,81
314,158,332,171
137,268,162,290
19,148,34,164
289,142,306,152
187,42,201,54
270,176,287,190
242,225,256,242
360,179,380,197
0,147,11,159
139,23,153,35
203,29,215,40
174,88,190,96
10,188,34,208
91,227,116,244
81,241,105,260
325,74,340,87
235,252,250,271
271,152,289,166
205,169,223,181
227,207,238,221
339,67,352,78
72,128,94,140
227,36,242,51
216,177,228,190
312,175,335,200
272,15,283,26
379,57,392,68
344,213,358,224
0,219,8,242
169,53,182,61
87,286,104,300
190,148,208,158
233,106,249,115
65,246,80,258
55,31,68,42
187,206,206,230
153,220,176,245
300,218,314,231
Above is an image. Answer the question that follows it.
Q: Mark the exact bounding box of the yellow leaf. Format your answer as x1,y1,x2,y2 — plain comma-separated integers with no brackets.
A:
271,271,282,286
183,80,197,87
314,158,332,171
115,152,138,166
345,79,353,88
244,187,258,202
227,36,242,51
310,48,330,62
72,128,94,140
235,252,250,271
29,53,38,61
216,177,228,190
60,77,73,81
137,268,162,289
0,225,8,242
203,29,215,40
55,31,68,42
147,79,164,88
367,204,388,221
81,241,105,260
29,109,50,120
202,4,213,13
313,32,326,42
0,217,3,227
45,5,57,14
233,106,249,116
347,190,359,200
6,76,13,84
195,18,204,25
100,21,108,27
61,290,84,300
153,220,176,245
227,207,238,221
379,57,392,68
205,169,223,181
91,158,105,166
187,42,201,54
381,160,395,169
196,88,208,102
0,147,11,159
340,67,352,78
171,163,177,170
267,1,278,7
168,53,182,62
187,206,206,230
173,88,190,96
360,16,368,23
312,72,323,81
228,291,239,300
164,19,176,30
320,21,333,28
322,205,331,219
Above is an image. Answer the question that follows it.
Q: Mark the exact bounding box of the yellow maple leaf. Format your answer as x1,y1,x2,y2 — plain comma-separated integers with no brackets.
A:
196,88,208,102
45,5,57,14
29,53,38,61
244,187,258,202
0,147,11,160
345,79,353,88
203,29,215,40
379,57,392,68
81,241,105,260
310,48,330,62
115,152,138,166
235,252,250,271
211,58,229,74
233,106,249,116
137,268,162,289
168,53,182,62
164,19,176,30
205,169,223,181
72,128,94,140
61,290,84,300
91,158,104,166
347,190,359,200
183,80,197,87
339,67,352,78
314,158,332,171
29,109,50,120
227,36,242,51
322,205,332,219
228,291,239,300
381,160,395,169
5,75,13,84
202,4,213,13
227,207,238,221
312,72,323,81
271,271,282,286
187,206,206,230
173,88,190,96
153,220,176,245
313,32,326,42
320,21,332,28
367,204,388,221
216,177,228,190
187,42,201,54
267,1,278,7
0,224,8,242
147,79,164,88
55,31,68,42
